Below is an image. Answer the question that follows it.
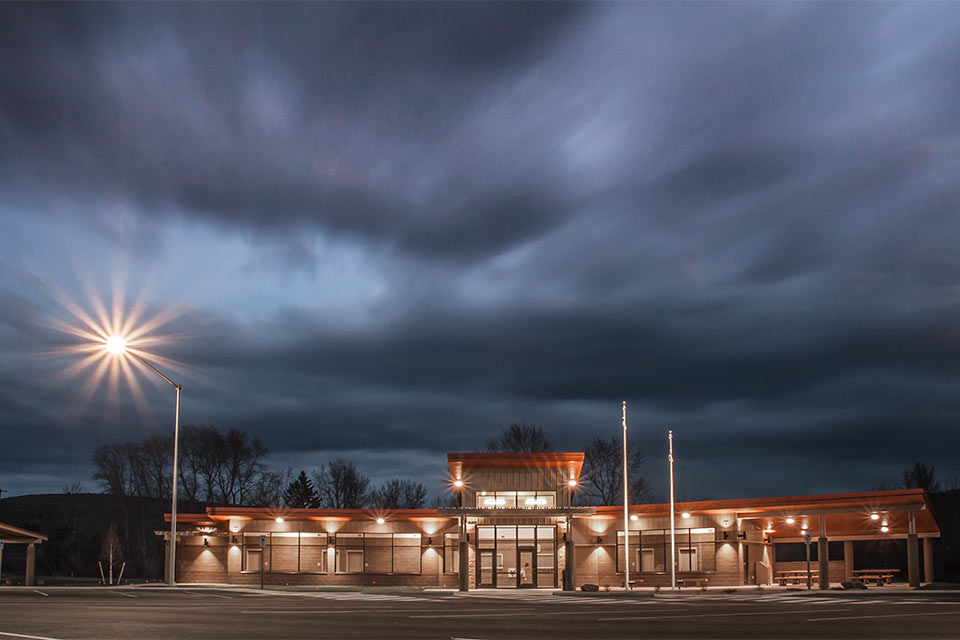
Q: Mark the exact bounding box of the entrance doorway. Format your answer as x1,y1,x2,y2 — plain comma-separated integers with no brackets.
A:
475,525,557,588
518,548,535,588
478,550,496,588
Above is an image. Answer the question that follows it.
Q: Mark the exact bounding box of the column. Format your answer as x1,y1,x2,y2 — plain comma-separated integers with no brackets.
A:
163,537,171,584
458,517,469,592
843,540,854,581
25,543,36,587
817,516,829,590
564,516,576,591
923,538,934,584
907,512,920,588
737,541,744,586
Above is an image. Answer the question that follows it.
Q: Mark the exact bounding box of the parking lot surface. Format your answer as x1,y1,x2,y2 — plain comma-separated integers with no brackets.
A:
1,586,958,639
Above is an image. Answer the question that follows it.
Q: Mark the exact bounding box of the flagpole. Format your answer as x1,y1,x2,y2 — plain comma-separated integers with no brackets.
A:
622,401,630,590
669,430,676,590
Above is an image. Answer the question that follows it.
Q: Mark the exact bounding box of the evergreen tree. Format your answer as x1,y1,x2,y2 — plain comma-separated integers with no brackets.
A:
283,470,319,508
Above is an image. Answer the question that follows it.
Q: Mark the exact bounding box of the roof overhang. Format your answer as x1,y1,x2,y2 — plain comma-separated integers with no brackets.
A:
447,452,585,483
0,522,47,544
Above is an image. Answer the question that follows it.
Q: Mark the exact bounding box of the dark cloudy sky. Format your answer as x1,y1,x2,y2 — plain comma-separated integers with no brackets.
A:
2,2,959,503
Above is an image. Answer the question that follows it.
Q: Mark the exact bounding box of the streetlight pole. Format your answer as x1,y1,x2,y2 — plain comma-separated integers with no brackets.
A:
125,351,182,587
622,401,630,591
668,430,676,590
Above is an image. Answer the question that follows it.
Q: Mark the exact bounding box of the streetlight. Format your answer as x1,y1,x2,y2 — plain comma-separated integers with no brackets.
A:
622,401,630,591
103,335,182,587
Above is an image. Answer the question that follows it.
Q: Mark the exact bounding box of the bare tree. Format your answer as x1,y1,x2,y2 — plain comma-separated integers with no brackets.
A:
92,443,127,495
101,521,124,585
371,478,429,509
484,424,553,453
902,461,941,493
576,436,649,506
313,460,370,508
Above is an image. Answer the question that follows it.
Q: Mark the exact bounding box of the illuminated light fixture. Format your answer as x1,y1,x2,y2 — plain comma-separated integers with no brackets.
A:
785,517,795,525
230,524,240,533
104,335,127,355
454,479,463,488
722,519,730,528
275,517,284,523
870,514,880,520
203,537,209,547
881,520,888,527
568,479,577,487
376,517,385,525
881,526,889,533
801,524,808,531
681,512,690,519
630,514,639,521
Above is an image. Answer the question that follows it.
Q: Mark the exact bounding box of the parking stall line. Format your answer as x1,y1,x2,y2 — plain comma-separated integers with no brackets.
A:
807,610,960,623
0,632,64,640
600,607,851,621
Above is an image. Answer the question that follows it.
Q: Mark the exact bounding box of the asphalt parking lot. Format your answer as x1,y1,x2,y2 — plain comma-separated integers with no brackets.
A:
1,586,958,639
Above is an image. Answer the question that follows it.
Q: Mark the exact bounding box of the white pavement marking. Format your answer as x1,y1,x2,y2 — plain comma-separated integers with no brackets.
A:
0,632,63,640
31,591,48,597
181,591,232,599
108,591,138,598
807,610,960,622
410,610,539,619
599,608,851,621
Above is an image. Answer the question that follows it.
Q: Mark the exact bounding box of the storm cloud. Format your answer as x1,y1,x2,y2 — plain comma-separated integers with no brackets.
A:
1,2,959,501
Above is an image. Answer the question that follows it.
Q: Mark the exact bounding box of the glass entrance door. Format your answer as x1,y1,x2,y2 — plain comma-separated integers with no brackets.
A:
518,548,535,588
478,550,496,588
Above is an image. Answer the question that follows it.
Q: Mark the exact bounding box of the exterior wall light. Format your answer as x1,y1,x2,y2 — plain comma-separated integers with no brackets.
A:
870,514,880,520
454,479,463,488
275,517,284,523
203,538,209,547
568,479,577,487
881,526,889,533
630,514,638,521
681,512,690,519
785,517,795,525
376,517,385,525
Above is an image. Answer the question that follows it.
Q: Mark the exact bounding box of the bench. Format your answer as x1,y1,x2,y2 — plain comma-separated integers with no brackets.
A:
676,578,709,589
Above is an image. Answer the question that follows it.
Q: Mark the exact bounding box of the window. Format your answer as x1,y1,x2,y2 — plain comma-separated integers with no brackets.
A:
241,532,328,573
617,528,716,573
475,491,556,509
443,533,460,573
335,532,423,575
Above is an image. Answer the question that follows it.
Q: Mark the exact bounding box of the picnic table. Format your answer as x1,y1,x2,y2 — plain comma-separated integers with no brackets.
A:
852,569,899,586
775,569,819,586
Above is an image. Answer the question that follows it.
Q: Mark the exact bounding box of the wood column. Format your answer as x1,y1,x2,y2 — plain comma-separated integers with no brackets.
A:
923,538,934,584
843,540,854,581
25,543,36,587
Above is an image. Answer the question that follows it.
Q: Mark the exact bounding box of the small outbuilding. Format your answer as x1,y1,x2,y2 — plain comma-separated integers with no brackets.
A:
0,522,47,586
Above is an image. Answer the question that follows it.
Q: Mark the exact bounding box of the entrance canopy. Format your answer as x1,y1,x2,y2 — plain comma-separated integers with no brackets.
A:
0,522,47,545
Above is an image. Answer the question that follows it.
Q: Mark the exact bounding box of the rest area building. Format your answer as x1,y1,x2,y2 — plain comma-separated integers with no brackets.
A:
162,452,940,589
